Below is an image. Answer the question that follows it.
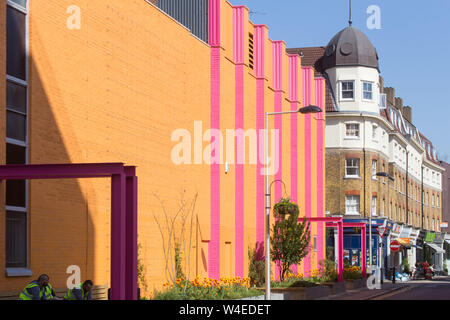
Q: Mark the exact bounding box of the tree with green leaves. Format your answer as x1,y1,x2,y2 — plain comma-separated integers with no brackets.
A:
270,198,311,282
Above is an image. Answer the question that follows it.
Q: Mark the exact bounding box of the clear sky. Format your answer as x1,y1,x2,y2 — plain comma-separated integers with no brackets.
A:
228,0,450,161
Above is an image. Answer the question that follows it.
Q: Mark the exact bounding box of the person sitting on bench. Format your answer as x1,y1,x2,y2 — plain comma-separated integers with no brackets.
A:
64,280,93,300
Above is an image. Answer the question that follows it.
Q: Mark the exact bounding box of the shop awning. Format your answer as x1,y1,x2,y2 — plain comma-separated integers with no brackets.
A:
425,243,445,254
445,239,450,246
396,238,412,248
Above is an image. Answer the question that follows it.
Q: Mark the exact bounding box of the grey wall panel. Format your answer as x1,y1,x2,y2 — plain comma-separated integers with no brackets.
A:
157,0,208,43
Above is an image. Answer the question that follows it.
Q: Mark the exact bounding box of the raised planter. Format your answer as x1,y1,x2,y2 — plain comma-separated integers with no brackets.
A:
345,278,367,290
322,282,346,295
270,287,305,300
269,285,331,300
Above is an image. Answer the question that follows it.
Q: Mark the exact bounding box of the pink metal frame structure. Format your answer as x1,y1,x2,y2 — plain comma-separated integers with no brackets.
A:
0,163,138,300
305,217,344,282
304,218,367,281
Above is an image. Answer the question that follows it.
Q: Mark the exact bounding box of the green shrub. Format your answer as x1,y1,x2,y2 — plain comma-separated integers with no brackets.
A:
248,246,265,287
152,279,261,300
319,259,338,282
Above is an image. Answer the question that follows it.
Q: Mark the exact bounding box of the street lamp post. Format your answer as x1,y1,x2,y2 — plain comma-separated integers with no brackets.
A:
264,105,322,300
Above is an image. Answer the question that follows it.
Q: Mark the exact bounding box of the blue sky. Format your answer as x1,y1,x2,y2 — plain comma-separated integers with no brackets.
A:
228,0,450,161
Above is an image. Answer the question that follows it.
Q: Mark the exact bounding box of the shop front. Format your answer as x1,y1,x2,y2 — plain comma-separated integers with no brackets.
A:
408,228,420,267
424,232,445,273
416,230,426,263
444,234,450,274
341,218,387,270
388,223,403,269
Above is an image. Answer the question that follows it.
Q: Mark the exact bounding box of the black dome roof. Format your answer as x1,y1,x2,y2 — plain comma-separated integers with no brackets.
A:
322,26,379,71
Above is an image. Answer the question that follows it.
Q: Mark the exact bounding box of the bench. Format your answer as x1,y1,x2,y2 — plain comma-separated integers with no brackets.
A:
0,284,109,300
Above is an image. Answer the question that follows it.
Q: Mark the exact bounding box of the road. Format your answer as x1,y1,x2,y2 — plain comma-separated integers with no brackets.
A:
371,276,450,300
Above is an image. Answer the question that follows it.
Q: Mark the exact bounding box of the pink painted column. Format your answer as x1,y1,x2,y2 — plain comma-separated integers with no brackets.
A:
111,173,126,300
302,67,312,276
272,41,283,203
233,5,245,278
272,41,283,280
288,54,299,275
125,167,138,300
315,78,325,269
362,225,367,278
254,25,266,259
338,221,344,282
208,0,221,280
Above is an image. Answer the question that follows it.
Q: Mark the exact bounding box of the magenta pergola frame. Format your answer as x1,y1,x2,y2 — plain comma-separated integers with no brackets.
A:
304,218,367,282
305,217,344,282
340,222,367,278
0,163,138,300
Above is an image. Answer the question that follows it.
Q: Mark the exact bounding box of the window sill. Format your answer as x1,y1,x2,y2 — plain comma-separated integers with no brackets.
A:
6,268,32,277
345,212,361,216
344,137,360,140
344,176,361,180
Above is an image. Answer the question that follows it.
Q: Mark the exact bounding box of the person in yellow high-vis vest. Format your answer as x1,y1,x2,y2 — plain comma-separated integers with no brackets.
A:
19,274,57,300
64,280,93,300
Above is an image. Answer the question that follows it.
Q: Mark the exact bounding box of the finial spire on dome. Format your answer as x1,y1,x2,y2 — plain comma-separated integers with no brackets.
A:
348,0,352,26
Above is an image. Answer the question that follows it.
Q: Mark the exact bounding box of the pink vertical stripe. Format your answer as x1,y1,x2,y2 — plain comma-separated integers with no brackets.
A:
209,0,221,280
315,78,325,267
255,25,266,257
272,41,283,279
289,54,299,275
302,67,312,276
273,41,283,203
233,6,244,278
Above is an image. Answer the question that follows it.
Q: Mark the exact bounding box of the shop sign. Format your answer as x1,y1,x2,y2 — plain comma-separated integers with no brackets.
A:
441,222,448,228
425,232,436,243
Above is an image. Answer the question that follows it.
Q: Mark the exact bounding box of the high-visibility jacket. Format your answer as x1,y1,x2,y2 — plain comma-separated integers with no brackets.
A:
64,282,92,300
19,280,55,300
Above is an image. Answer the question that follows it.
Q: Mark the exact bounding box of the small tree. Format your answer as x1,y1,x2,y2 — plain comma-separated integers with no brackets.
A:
270,198,311,282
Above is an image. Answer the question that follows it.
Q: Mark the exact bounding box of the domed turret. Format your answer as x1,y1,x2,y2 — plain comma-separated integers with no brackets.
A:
322,26,379,71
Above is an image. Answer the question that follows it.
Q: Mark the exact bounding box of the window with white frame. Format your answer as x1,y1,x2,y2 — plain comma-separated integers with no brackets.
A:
6,0,28,270
345,158,360,177
372,124,377,141
341,81,354,100
362,81,373,100
437,195,440,208
372,160,377,177
345,195,360,215
345,123,359,138
371,196,377,216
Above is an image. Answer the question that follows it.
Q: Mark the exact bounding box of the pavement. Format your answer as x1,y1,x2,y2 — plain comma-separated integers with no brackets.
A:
319,275,450,300
318,280,408,300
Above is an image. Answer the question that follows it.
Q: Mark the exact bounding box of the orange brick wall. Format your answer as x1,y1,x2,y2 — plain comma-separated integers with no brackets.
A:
0,0,326,296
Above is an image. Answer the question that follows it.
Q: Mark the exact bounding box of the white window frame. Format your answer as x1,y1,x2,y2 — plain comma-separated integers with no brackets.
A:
362,81,374,101
372,124,378,142
371,196,377,216
345,158,360,178
371,159,377,179
345,195,360,215
340,80,355,101
345,123,360,140
5,0,30,276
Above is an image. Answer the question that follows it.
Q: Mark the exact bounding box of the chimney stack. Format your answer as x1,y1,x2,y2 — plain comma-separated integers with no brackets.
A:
384,87,395,107
394,97,403,114
403,106,412,123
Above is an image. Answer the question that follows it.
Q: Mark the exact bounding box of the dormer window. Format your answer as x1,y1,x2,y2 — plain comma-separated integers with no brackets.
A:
341,81,354,100
362,81,373,100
